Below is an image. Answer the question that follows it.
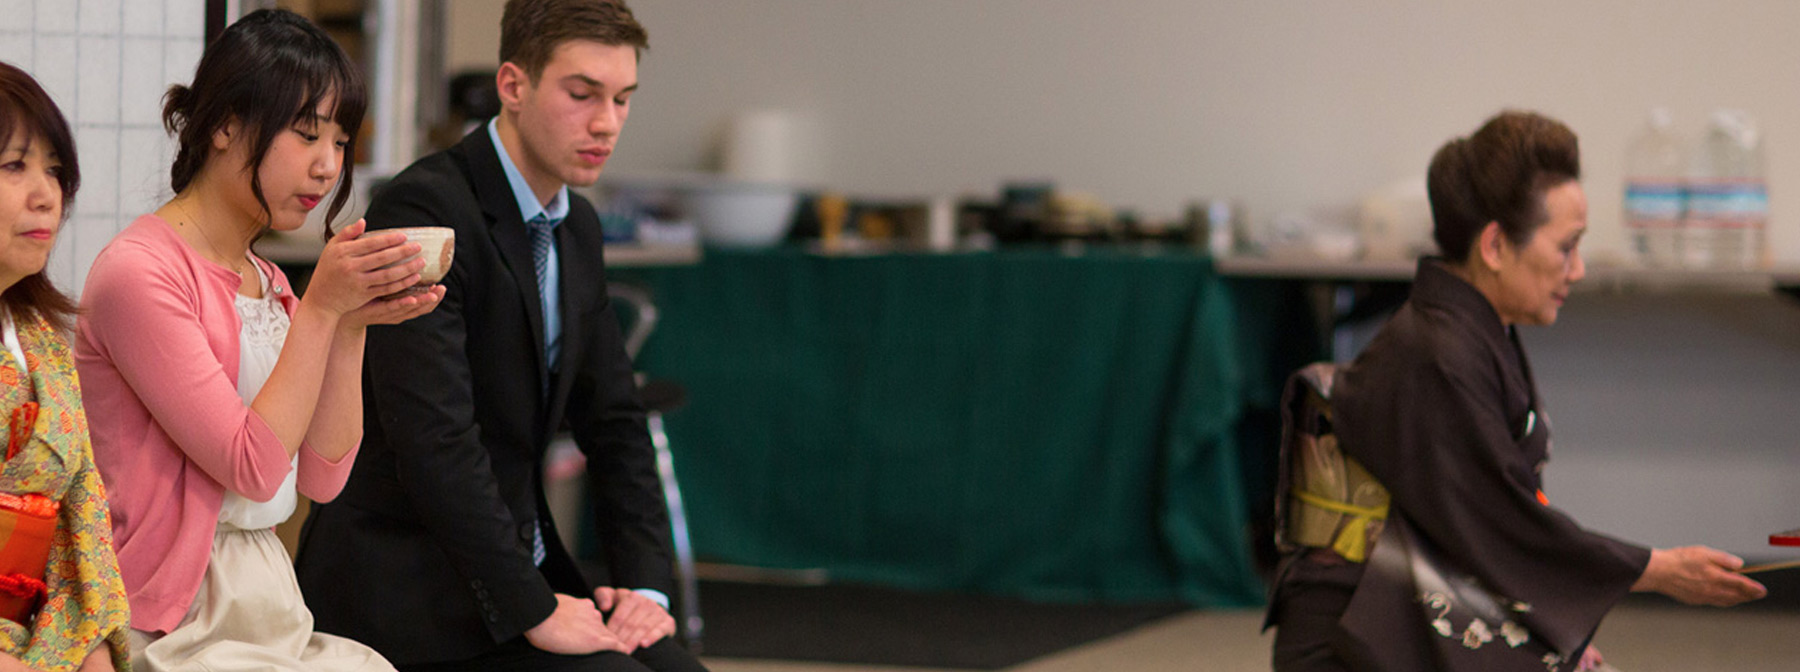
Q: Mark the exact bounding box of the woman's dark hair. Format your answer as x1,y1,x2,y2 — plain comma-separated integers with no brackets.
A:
1426,110,1581,263
164,9,367,227
0,61,79,331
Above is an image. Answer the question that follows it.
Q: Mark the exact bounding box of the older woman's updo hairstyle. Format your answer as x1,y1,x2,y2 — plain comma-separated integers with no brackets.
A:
162,9,367,226
1426,110,1580,263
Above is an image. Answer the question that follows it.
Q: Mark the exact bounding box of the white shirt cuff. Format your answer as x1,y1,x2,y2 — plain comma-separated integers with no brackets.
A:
634,588,670,611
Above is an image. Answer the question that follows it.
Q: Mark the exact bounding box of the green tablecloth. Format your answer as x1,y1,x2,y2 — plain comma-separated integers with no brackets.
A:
616,246,1304,607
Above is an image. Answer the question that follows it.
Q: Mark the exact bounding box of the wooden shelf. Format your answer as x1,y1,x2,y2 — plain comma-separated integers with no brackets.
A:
1214,255,1414,281
1216,255,1800,294
255,234,701,269
603,243,703,267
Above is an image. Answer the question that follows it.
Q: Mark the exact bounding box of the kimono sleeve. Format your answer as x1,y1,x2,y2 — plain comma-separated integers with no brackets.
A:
1336,338,1648,656
25,445,130,672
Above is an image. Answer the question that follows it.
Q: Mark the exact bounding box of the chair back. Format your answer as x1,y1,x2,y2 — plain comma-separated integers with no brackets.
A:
607,282,659,361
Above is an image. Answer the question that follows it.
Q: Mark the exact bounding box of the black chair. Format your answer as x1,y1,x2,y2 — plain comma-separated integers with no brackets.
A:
606,281,704,651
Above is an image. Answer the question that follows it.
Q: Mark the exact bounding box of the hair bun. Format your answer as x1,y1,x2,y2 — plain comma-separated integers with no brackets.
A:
161,84,193,135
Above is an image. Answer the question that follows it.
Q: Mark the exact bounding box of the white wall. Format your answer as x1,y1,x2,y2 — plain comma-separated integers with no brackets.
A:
1530,293,1800,560
444,0,501,75
452,0,1800,262
10,1,1795,288
0,0,204,295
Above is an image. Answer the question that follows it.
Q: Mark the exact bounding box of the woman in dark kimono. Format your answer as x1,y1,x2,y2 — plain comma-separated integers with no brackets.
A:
1266,110,1767,672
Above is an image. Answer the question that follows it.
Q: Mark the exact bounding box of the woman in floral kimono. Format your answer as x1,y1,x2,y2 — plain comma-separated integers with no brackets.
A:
0,62,132,671
1266,111,1767,672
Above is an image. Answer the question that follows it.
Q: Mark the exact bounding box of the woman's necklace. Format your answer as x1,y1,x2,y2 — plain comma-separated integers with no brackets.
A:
173,198,246,276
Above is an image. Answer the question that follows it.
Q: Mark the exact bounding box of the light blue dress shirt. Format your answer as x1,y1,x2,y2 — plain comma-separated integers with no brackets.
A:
487,119,567,368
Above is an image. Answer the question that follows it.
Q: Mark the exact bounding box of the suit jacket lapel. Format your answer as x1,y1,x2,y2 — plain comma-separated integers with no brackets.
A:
464,131,550,385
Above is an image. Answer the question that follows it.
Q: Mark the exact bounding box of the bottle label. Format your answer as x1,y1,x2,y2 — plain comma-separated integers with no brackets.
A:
1685,179,1768,229
1623,181,1684,228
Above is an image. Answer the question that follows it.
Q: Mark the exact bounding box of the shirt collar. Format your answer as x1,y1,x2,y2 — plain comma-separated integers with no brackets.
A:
487,118,570,226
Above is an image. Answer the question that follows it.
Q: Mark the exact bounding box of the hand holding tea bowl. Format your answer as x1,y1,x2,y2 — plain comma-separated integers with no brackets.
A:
378,226,455,297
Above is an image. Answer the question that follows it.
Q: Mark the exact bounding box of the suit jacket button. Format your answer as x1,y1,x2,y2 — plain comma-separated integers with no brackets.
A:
470,580,483,590
518,522,535,542
487,613,500,623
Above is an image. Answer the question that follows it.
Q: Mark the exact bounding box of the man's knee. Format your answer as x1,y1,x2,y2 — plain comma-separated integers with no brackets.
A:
628,638,708,672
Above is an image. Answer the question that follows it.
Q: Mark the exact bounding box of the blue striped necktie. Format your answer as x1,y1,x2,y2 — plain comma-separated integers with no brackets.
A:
528,215,555,320
527,215,554,568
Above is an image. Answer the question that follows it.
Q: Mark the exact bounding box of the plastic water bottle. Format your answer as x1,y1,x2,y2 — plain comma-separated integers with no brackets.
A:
1623,109,1686,267
1683,110,1768,269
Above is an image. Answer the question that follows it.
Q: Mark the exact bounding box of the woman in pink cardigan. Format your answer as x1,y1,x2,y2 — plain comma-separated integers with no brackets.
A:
73,10,443,671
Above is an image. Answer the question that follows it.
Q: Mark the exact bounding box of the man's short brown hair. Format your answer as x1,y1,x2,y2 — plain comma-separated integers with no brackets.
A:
500,0,648,81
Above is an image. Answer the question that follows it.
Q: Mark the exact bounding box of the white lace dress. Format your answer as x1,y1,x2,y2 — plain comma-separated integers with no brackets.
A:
131,260,395,672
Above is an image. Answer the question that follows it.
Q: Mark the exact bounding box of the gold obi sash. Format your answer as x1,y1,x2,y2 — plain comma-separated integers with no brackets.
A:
1278,363,1391,563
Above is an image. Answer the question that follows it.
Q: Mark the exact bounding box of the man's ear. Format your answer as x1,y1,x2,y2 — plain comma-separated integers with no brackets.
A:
1477,221,1508,272
495,62,530,110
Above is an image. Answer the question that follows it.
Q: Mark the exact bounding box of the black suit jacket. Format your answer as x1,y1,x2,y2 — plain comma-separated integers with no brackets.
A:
295,129,674,665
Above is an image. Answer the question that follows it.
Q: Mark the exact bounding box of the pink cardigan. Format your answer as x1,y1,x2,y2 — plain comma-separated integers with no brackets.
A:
74,215,359,633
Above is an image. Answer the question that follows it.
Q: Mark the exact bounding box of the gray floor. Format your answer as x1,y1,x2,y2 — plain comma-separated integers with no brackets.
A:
702,603,1800,672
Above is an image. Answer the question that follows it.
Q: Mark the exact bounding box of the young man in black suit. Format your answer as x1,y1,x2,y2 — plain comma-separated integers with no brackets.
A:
294,2,706,671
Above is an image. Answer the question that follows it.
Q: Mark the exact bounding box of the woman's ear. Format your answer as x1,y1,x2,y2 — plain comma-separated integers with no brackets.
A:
1476,221,1508,272
211,117,240,152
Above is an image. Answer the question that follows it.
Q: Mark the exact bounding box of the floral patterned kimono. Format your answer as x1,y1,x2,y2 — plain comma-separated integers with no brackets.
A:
0,314,131,671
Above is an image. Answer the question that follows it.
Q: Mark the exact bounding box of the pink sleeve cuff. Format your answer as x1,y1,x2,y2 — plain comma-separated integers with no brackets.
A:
297,440,360,503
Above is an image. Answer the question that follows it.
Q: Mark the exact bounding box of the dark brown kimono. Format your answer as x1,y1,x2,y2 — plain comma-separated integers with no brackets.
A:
1271,259,1650,672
